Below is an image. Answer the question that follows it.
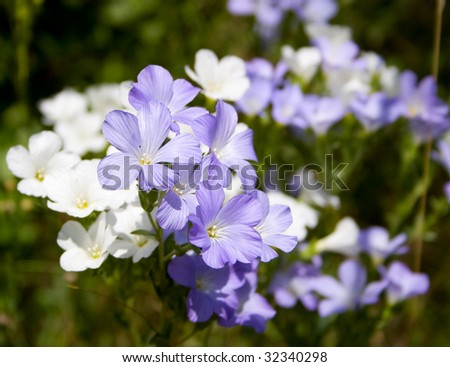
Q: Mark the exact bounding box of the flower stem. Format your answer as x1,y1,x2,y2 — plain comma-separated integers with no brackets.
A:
413,0,445,272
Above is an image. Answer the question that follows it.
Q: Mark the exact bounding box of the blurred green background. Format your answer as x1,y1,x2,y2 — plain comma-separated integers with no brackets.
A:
1,0,450,346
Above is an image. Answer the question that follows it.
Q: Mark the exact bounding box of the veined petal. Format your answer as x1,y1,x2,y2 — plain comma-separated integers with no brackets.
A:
188,215,212,249
216,193,262,227
157,190,189,230
218,128,257,162
213,100,238,149
154,133,201,164
202,224,262,268
195,184,224,225
169,79,201,114
191,113,217,148
103,110,141,156
129,65,174,109
97,153,141,190
137,100,172,157
141,163,176,190
262,234,298,254
259,204,293,236
173,106,208,126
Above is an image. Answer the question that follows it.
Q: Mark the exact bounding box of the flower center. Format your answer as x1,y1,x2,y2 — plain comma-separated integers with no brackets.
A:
76,195,89,209
207,225,218,238
139,153,152,165
35,168,45,182
135,236,148,248
407,103,421,118
87,244,102,259
173,186,183,196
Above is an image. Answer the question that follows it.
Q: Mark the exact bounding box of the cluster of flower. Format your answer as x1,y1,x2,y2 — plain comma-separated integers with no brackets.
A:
7,5,449,333
227,0,338,39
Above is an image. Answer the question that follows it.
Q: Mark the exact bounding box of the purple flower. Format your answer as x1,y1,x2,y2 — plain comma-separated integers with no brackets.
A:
350,92,401,131
156,167,199,231
218,261,276,333
398,70,450,139
296,0,338,24
314,37,359,69
253,191,298,262
97,101,202,191
188,185,262,269
271,82,306,127
360,226,408,265
227,0,284,29
312,259,385,317
236,78,273,116
191,100,258,188
299,95,346,135
382,261,429,305
168,253,239,322
128,65,207,131
268,258,322,310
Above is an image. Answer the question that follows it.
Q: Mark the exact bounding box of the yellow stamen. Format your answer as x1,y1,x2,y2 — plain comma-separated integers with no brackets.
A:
88,244,102,259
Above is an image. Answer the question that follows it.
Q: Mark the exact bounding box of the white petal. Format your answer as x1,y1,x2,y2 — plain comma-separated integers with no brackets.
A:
6,145,35,179
17,179,47,198
29,131,62,167
57,221,91,251
60,248,90,272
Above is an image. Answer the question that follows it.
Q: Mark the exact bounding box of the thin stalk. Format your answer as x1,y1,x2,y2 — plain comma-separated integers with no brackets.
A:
148,213,166,290
414,0,445,272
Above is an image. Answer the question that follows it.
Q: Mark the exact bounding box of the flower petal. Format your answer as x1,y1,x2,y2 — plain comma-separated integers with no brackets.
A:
157,190,189,230
103,110,141,156
97,153,141,190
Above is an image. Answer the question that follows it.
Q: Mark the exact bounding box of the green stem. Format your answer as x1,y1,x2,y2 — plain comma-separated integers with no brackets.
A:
414,0,445,272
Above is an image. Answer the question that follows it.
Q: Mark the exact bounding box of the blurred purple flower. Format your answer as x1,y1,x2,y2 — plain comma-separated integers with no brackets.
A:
360,226,408,265
299,94,346,135
350,92,401,131
445,182,450,203
97,101,202,191
434,140,450,175
128,65,207,132
398,70,450,139
218,261,276,333
227,0,284,29
382,261,429,305
189,186,262,268
168,254,239,322
312,259,385,317
271,82,306,127
314,37,359,69
295,0,338,24
268,258,322,310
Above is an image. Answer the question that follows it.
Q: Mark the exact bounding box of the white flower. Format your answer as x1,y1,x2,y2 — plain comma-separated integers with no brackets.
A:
6,131,80,198
54,112,107,156
305,24,352,45
325,67,371,105
38,88,87,126
282,46,322,83
185,49,250,101
107,205,158,263
45,159,123,218
315,217,361,256
380,65,401,97
86,81,134,116
57,212,116,271
266,191,319,241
